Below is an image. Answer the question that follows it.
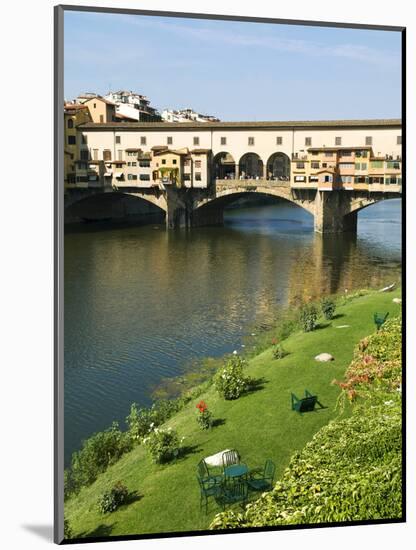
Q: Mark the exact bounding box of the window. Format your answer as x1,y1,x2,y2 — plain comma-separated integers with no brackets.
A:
139,160,150,168
276,136,283,145
311,161,320,169
324,152,333,157
324,175,333,183
309,176,319,182
93,149,98,160
127,162,137,167
248,137,255,145
193,137,200,146
99,115,104,123
115,136,121,144
322,163,327,168
162,159,166,165
68,135,76,145
335,137,342,146
80,150,89,161
93,103,96,108
139,174,150,181
195,172,202,181
387,161,401,170
365,136,372,145
127,174,138,180
77,162,87,170
167,136,173,145
305,137,312,146
140,136,147,145
397,136,402,145
184,173,191,181
195,160,202,168
340,163,354,169
103,150,111,161
221,137,227,146
355,162,367,171
296,162,305,170
172,159,177,165
184,159,191,167
295,176,306,182
67,119,74,129
340,150,352,157
370,160,383,169
341,176,353,183
76,175,89,183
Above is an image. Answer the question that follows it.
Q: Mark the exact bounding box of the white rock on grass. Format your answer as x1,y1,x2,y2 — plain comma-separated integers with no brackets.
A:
315,353,334,362
392,298,402,304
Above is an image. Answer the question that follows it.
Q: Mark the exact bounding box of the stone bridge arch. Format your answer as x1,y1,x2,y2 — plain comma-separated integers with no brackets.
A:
192,185,316,227
64,189,167,224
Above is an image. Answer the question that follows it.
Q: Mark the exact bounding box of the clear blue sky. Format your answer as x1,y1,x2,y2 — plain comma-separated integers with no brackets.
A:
64,10,402,121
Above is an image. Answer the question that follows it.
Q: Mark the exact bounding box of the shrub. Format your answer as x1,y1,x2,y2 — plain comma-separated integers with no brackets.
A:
143,427,180,464
196,400,213,430
321,298,336,320
299,304,318,332
210,397,402,529
213,356,252,400
272,344,288,360
64,518,72,539
98,482,129,514
64,422,132,499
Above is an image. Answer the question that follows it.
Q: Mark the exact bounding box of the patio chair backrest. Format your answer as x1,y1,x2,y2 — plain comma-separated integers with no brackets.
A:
222,450,240,469
197,459,209,480
264,459,275,481
298,395,317,412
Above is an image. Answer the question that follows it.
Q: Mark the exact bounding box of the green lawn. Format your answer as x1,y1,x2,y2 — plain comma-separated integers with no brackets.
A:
65,288,401,539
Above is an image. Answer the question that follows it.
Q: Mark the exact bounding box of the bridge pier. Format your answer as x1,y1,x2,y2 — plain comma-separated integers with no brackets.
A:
314,191,357,234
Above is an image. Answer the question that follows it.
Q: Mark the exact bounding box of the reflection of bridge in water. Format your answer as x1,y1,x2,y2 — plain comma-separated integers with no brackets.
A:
65,179,401,234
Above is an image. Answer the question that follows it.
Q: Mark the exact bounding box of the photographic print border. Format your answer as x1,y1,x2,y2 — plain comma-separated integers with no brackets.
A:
54,4,406,544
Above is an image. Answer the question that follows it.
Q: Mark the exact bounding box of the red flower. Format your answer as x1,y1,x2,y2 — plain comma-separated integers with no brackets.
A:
196,400,208,413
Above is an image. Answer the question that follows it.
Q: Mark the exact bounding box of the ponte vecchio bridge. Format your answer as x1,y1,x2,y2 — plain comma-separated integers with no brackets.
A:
64,118,402,233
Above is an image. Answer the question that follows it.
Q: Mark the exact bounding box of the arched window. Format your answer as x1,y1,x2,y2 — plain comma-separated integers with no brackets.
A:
67,118,74,129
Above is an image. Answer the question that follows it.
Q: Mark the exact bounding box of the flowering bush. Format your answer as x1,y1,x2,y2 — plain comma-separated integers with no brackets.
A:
299,304,318,332
98,482,129,514
196,400,213,430
321,298,336,320
213,356,252,400
143,427,180,464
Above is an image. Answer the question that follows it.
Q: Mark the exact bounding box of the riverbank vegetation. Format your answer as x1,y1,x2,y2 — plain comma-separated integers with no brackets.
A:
64,287,402,539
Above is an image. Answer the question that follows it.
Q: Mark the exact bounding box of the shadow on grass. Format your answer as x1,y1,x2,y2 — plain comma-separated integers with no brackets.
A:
119,490,142,509
78,523,114,538
178,444,203,461
331,313,345,320
211,418,226,428
314,322,331,331
243,377,268,397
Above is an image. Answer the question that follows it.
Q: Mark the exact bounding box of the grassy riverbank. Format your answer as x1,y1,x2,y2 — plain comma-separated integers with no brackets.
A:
65,287,401,539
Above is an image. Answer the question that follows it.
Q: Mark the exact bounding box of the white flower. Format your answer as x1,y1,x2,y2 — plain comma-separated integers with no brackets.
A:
233,350,238,355
150,422,155,428
384,400,393,406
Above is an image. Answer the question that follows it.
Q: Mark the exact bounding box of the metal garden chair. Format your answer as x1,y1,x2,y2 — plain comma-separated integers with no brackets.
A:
197,459,223,486
218,479,249,510
247,459,276,492
291,390,325,413
374,312,389,331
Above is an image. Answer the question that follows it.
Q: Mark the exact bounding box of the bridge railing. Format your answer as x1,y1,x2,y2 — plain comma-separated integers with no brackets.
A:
215,178,291,188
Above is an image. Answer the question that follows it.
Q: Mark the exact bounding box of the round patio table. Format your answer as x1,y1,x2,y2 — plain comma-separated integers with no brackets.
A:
224,463,249,479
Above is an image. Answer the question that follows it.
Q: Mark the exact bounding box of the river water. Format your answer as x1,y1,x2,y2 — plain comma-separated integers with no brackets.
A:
64,199,401,465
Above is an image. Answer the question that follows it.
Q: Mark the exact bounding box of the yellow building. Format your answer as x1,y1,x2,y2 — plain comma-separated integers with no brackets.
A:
82,96,117,123
63,104,91,189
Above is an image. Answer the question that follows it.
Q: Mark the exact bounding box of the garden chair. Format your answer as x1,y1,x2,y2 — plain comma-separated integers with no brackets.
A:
197,475,223,514
247,459,276,492
222,450,240,471
374,312,389,331
291,390,324,413
218,479,249,510
197,459,223,486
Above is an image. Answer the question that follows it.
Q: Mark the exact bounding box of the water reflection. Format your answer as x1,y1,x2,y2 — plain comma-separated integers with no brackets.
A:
64,199,401,465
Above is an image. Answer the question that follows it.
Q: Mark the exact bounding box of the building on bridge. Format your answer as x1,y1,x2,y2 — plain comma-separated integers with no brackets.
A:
64,119,402,232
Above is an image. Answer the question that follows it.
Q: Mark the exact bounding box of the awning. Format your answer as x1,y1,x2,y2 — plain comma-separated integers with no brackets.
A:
104,172,113,176
115,173,124,178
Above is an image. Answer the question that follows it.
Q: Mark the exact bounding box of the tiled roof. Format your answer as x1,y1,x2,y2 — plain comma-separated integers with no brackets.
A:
80,119,401,131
